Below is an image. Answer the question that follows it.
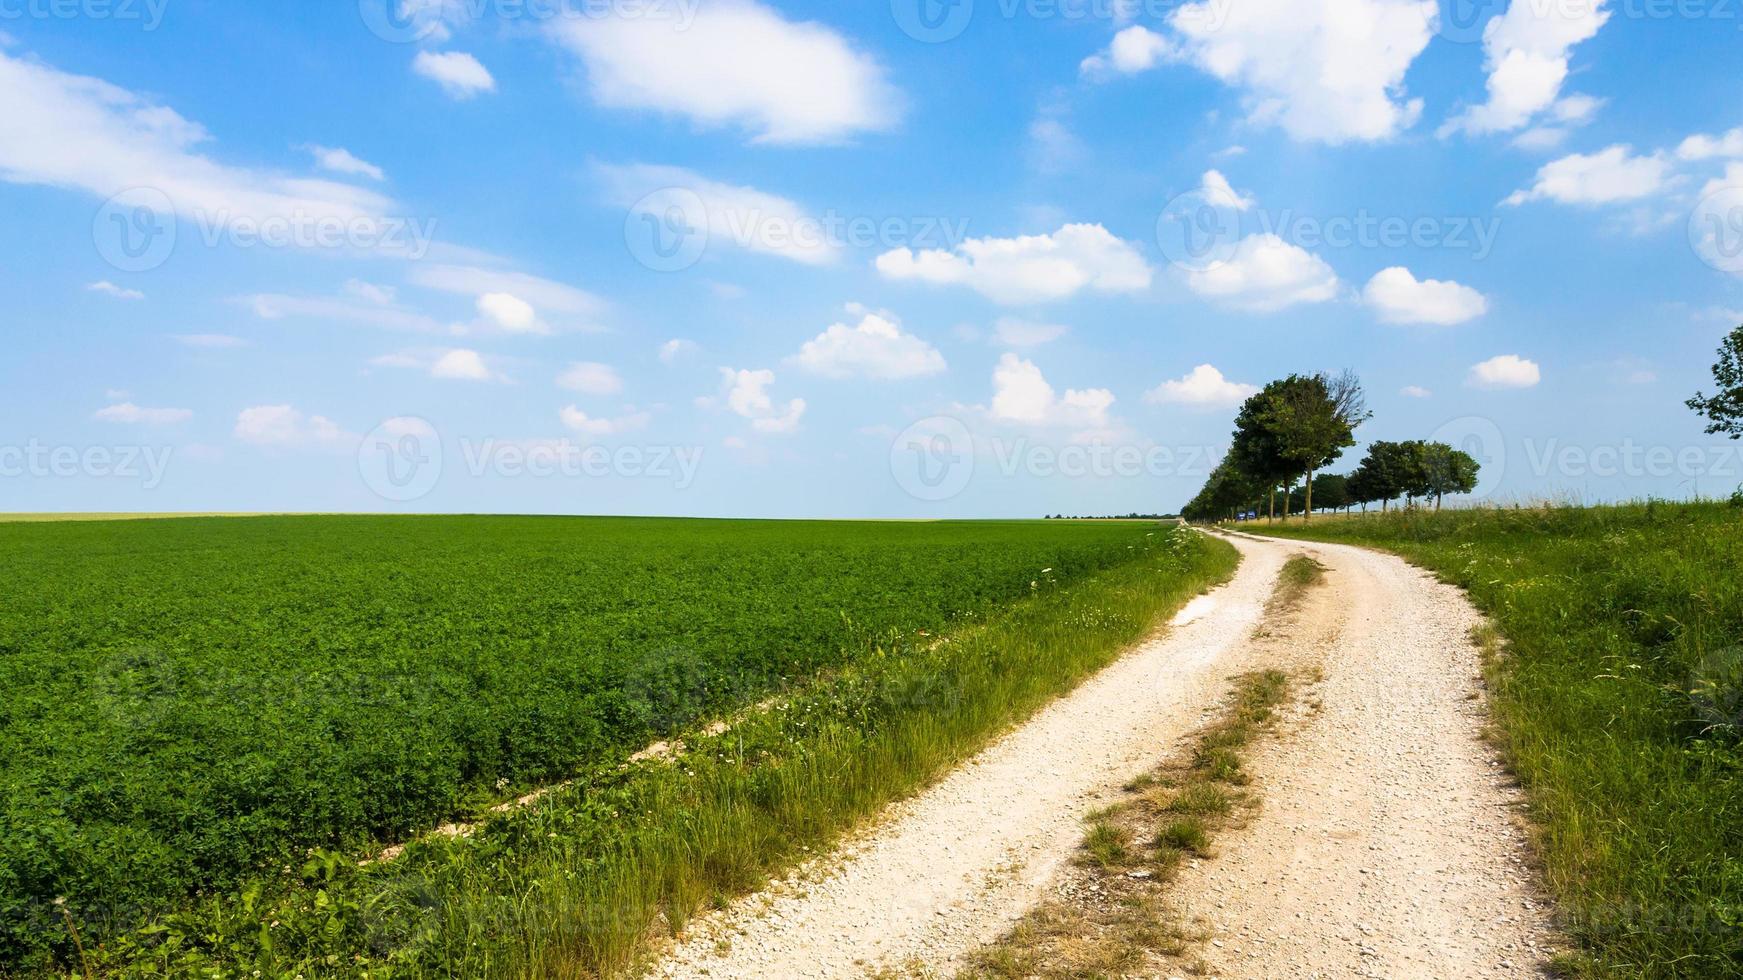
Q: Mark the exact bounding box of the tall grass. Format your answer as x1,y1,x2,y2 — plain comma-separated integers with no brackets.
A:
1256,503,1743,978
88,528,1237,977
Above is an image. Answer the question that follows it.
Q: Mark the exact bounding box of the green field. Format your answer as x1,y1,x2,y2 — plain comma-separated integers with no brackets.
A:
1253,503,1743,978
0,515,1233,975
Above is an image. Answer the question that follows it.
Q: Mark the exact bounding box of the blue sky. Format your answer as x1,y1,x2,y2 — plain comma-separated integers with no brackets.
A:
3,0,1742,517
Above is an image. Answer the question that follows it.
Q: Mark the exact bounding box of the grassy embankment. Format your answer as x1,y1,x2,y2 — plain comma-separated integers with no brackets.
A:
1254,503,1743,978
0,516,1236,977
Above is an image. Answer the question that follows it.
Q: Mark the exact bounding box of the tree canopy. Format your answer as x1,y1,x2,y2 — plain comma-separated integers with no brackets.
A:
1688,324,1743,440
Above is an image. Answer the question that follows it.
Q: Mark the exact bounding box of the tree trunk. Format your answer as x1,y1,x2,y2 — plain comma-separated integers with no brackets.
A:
1436,492,1443,512
1304,466,1314,520
1268,488,1275,523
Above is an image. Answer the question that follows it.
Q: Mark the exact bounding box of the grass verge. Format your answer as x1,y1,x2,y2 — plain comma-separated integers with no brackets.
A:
960,669,1296,979
74,527,1237,978
1251,503,1743,978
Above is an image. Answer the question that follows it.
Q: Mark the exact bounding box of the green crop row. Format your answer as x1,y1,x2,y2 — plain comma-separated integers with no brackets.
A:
0,516,1228,975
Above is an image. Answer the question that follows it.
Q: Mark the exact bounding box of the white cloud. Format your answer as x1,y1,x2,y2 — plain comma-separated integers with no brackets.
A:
789,308,946,380
559,405,651,436
548,0,899,145
1198,169,1256,211
719,367,806,433
372,347,506,381
992,317,1069,347
305,144,385,181
1027,114,1086,175
596,162,838,266
1184,233,1339,312
406,264,604,318
1468,354,1541,388
659,338,700,363
244,292,445,333
1678,128,1743,161
171,333,246,348
876,223,1151,306
475,291,545,334
93,402,191,424
86,280,144,300
1504,145,1672,206
1362,266,1489,325
558,361,624,395
345,279,397,305
1442,0,1610,136
0,50,393,231
989,353,1115,429
234,405,351,447
1081,25,1176,78
430,348,496,381
1400,384,1432,398
412,50,496,99
1164,0,1435,143
1143,364,1258,408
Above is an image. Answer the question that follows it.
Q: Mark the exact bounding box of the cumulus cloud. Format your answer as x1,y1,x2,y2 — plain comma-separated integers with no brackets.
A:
0,49,393,232
407,263,606,329
94,402,192,424
1362,266,1489,325
305,144,385,181
373,347,506,381
557,361,624,395
1400,385,1432,398
1184,233,1339,312
719,368,806,433
548,0,899,145
1441,0,1610,137
596,162,838,266
789,308,945,380
659,338,700,363
1503,145,1672,206
1468,354,1542,388
1143,364,1258,408
1080,25,1176,78
989,353,1115,429
1164,0,1435,143
86,280,144,300
1678,128,1743,162
876,223,1152,306
412,50,496,99
559,405,651,436
992,317,1070,347
233,405,352,447
476,291,544,334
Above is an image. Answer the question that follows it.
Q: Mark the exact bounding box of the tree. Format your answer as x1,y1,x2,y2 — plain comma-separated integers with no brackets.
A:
1311,472,1351,512
1418,442,1480,510
1688,324,1743,439
1229,384,1297,522
1351,441,1413,511
1259,371,1371,519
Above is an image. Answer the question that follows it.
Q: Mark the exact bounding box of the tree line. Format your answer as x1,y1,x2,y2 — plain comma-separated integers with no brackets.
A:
1181,371,1480,523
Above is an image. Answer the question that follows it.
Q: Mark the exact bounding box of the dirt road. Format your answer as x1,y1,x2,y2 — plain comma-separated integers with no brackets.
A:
651,531,1558,978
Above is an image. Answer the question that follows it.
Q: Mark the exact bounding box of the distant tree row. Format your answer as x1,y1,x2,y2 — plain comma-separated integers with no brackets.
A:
1180,372,1480,523
1043,513,1174,520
